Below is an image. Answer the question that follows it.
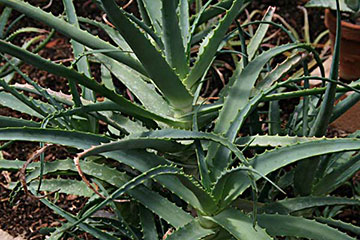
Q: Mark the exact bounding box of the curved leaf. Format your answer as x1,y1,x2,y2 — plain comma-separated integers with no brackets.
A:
0,116,40,127
0,127,213,213
315,217,360,236
206,43,321,181
80,129,247,165
167,219,216,240
203,208,271,240
235,134,321,147
94,54,173,116
24,158,193,228
0,41,186,127
100,0,193,111
185,0,246,91
258,214,354,240
0,0,146,75
29,179,93,197
0,159,39,170
139,206,158,240
214,138,360,207
36,193,119,240
259,196,360,214
161,0,189,78
313,154,360,195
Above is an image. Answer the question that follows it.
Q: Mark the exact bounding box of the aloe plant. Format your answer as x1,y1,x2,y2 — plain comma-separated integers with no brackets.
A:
307,0,360,21
0,0,360,239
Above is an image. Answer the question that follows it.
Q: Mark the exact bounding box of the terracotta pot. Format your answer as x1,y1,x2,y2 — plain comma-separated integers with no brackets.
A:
325,9,360,80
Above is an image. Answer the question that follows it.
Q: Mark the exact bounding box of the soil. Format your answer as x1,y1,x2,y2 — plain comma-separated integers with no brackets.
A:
0,0,358,239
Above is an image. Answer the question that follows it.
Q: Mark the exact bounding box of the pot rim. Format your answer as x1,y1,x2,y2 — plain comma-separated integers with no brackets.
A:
325,9,360,41
325,9,360,31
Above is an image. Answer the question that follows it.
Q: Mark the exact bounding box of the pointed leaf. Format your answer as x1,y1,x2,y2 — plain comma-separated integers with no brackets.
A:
0,115,40,127
100,0,193,111
95,53,173,116
258,214,354,240
315,217,360,236
0,0,146,75
167,219,216,240
185,0,246,91
204,208,271,240
313,154,360,195
29,179,94,197
139,206,158,240
162,0,189,78
0,41,184,126
214,138,360,207
259,196,360,214
0,127,212,213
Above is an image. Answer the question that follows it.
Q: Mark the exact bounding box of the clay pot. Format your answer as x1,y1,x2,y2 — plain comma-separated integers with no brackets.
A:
325,9,360,81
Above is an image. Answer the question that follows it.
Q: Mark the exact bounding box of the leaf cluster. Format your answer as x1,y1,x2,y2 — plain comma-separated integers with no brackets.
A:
0,0,359,239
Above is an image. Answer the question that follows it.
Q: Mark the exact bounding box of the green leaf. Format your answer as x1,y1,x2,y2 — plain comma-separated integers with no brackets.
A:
309,0,341,137
235,134,322,147
302,1,354,194
100,63,115,91
94,54,173,117
258,214,355,240
36,192,120,240
206,43,320,181
0,41,185,127
80,129,246,166
203,208,271,240
0,116,40,127
78,16,134,54
100,0,193,111
331,91,360,122
167,219,216,240
29,179,94,197
315,217,360,236
0,0,146,75
306,0,352,12
0,86,49,118
63,165,184,231
184,0,246,91
255,54,303,94
259,196,360,214
313,154,360,195
0,127,212,214
11,83,80,106
22,158,193,228
141,0,162,36
178,0,190,50
107,112,148,135
5,27,47,41
214,43,309,137
139,206,158,240
161,0,189,78
268,99,281,135
0,159,39,170
190,0,244,26
246,6,276,62
49,100,186,128
63,0,95,111
0,7,12,39
214,138,360,207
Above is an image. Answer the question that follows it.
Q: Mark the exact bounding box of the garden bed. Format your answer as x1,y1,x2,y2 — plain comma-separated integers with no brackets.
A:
0,0,359,239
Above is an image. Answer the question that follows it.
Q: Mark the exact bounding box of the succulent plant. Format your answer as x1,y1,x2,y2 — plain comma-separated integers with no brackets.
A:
307,0,360,22
0,0,359,239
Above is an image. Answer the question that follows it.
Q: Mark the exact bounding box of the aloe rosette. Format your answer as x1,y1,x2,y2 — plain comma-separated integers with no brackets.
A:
0,0,359,239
